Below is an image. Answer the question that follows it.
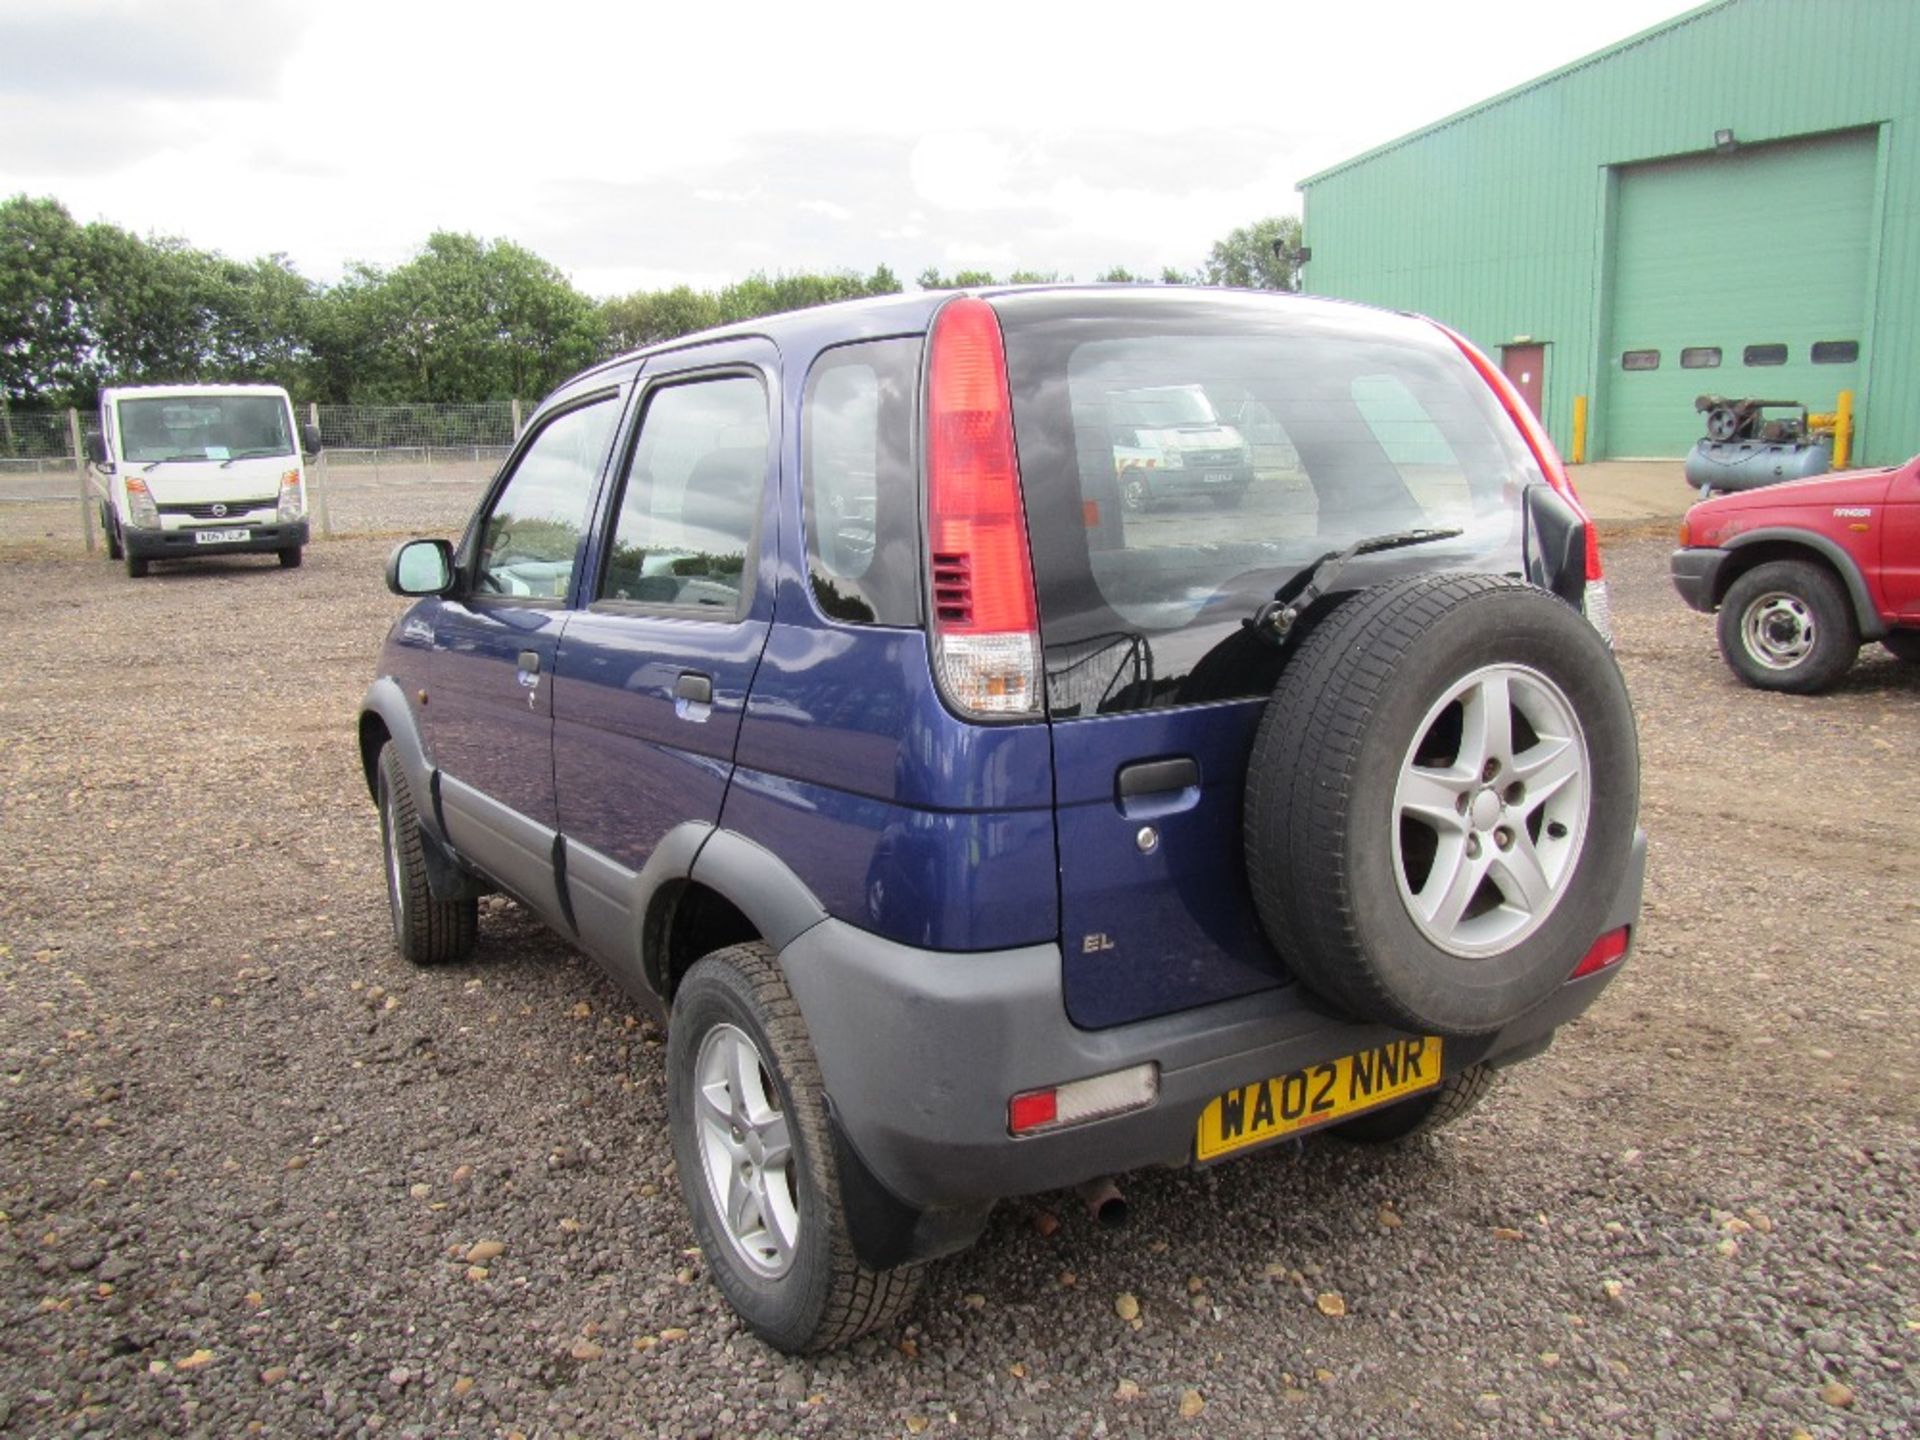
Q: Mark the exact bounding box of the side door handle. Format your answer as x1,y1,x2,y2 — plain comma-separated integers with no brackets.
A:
1116,757,1199,799
517,649,541,675
675,671,713,705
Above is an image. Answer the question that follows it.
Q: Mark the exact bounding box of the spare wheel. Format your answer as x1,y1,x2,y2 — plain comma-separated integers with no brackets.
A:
1244,573,1638,1038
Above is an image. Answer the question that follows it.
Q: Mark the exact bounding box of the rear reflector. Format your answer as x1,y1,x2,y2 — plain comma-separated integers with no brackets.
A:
1569,926,1630,980
1008,1063,1159,1137
925,296,1042,717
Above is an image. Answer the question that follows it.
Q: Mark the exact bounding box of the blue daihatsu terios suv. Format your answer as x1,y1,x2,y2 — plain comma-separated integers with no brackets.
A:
359,286,1645,1352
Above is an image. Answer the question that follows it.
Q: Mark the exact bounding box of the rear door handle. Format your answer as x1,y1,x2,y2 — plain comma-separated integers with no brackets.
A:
517,649,541,675
676,671,713,705
1117,757,1199,799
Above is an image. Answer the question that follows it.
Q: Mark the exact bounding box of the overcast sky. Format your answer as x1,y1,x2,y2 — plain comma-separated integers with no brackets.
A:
1,0,1700,298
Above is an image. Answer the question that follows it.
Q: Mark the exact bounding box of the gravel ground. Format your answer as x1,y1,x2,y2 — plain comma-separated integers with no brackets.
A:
1,523,1915,1439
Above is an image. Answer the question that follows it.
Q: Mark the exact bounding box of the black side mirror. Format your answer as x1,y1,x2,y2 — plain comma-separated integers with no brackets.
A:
84,433,108,466
386,538,456,597
300,422,324,455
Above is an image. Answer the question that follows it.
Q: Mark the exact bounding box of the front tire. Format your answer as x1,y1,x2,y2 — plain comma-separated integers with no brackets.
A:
376,744,477,965
1717,560,1857,693
125,553,149,579
104,511,124,560
668,943,918,1353
279,545,303,569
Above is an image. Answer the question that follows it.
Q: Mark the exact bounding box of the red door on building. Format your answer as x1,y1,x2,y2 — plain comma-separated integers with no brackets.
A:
1501,344,1545,420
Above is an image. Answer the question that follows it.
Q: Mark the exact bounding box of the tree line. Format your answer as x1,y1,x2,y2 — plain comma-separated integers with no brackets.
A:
1,195,1301,411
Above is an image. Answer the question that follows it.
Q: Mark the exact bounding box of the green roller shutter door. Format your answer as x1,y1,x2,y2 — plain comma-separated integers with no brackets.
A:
1604,129,1875,459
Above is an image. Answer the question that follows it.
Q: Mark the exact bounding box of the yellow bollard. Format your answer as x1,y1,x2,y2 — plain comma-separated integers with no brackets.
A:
1570,395,1588,465
1834,390,1853,469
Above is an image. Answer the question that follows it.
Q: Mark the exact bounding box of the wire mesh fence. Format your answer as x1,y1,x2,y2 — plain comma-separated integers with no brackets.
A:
0,400,524,549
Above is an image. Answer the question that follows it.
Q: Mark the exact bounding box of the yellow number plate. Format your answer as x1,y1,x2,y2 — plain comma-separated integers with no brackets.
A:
1195,1037,1443,1162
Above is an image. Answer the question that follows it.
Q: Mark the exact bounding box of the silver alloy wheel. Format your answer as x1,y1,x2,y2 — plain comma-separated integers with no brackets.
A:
693,1022,800,1278
1739,590,1816,670
382,785,407,934
1391,663,1591,957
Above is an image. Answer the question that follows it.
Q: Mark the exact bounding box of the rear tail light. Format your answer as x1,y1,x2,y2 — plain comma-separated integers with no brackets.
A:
925,296,1042,717
1008,1063,1159,1137
1432,321,1613,643
1568,926,1630,980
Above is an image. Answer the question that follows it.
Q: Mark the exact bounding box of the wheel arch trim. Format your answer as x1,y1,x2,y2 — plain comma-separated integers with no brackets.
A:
1721,529,1886,640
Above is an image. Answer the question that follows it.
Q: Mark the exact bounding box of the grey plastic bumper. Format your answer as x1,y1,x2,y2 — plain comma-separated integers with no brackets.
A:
1669,547,1727,613
781,829,1648,1223
125,519,309,559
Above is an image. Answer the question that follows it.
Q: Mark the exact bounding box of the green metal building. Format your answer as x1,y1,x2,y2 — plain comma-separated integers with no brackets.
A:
1297,0,1918,466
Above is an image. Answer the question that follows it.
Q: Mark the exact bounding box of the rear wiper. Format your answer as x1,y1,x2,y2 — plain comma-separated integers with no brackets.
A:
1246,527,1464,648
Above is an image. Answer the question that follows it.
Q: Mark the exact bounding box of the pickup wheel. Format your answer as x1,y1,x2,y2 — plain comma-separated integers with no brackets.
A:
375,744,477,965
1717,559,1858,693
1245,574,1638,1038
278,545,303,570
1879,630,1920,664
1331,1063,1496,1144
667,943,919,1353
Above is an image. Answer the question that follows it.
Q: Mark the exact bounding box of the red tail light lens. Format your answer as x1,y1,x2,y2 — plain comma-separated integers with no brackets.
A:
925,297,1041,716
1569,927,1630,980
1431,319,1612,639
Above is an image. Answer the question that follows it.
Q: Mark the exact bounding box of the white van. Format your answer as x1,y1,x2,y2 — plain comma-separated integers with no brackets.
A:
88,383,318,577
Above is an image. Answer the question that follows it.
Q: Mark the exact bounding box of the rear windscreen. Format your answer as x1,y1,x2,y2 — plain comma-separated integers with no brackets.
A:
996,292,1541,717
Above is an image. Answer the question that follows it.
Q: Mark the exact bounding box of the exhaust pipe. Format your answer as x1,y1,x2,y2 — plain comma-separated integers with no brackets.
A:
1076,1176,1128,1228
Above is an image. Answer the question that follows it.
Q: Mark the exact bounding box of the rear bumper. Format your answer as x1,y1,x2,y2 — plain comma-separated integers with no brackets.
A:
1670,546,1728,613
125,519,309,559
780,828,1648,1264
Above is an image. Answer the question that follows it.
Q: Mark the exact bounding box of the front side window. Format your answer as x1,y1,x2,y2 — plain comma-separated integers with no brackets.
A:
999,292,1537,717
472,396,618,600
117,394,293,463
597,375,768,612
803,338,922,625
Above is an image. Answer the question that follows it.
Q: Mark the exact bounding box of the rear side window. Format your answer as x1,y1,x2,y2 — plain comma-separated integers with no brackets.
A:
596,375,768,613
998,293,1536,717
803,337,923,625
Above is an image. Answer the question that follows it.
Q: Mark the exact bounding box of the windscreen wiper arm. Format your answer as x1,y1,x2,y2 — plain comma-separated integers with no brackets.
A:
1246,527,1464,648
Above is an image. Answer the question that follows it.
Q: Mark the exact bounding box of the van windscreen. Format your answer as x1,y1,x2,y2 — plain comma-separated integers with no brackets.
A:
118,395,294,463
995,291,1540,717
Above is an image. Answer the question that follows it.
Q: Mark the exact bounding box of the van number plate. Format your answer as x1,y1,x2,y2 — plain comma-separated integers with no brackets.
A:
194,529,246,545
1194,1037,1442,1161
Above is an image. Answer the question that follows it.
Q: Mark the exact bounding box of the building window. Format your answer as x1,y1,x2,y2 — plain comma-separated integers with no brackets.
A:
1743,343,1788,367
1680,347,1721,369
1621,350,1660,371
1811,340,1859,365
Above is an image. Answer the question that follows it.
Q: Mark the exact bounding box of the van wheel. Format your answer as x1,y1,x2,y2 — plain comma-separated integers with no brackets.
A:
668,942,919,1352
376,744,477,965
104,512,123,560
279,546,303,570
1332,1064,1496,1144
125,553,149,579
1717,560,1857,693
1245,574,1638,1038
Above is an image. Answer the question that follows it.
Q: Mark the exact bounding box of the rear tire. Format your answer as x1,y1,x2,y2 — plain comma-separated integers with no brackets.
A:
1332,1064,1496,1144
1210,487,1248,509
376,744,477,965
278,546,303,570
668,942,919,1352
1879,630,1920,664
1717,560,1857,693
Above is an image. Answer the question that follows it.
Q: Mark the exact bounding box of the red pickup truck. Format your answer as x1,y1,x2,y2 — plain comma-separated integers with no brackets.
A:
1670,455,1920,692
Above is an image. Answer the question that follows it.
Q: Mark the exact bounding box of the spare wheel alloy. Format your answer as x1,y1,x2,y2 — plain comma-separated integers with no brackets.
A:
1244,573,1638,1038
